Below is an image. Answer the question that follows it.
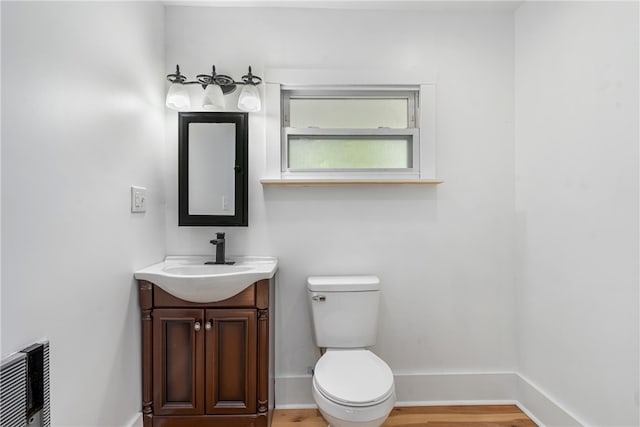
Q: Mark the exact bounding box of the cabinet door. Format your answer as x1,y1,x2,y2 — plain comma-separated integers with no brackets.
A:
205,309,257,414
152,308,204,415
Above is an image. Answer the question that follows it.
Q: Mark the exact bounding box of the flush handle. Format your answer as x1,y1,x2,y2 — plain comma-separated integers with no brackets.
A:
312,295,326,302
194,321,201,332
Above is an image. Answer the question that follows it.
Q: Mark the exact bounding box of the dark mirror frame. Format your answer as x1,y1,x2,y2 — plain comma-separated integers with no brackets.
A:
178,112,248,226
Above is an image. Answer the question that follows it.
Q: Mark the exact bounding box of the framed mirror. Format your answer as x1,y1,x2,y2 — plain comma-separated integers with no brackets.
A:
178,112,248,226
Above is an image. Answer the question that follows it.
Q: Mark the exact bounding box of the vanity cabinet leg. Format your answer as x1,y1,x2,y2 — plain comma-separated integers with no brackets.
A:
257,308,269,416
256,279,270,419
139,281,154,427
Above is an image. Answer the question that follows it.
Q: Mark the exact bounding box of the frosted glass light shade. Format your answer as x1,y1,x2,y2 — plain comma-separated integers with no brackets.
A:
166,83,190,110
237,84,261,112
202,84,225,110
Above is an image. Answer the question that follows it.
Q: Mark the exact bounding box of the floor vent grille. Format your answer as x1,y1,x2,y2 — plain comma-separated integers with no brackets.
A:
0,341,51,427
1,353,28,427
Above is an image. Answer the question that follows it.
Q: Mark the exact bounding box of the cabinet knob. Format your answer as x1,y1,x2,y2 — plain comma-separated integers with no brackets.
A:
205,321,212,331
194,321,201,332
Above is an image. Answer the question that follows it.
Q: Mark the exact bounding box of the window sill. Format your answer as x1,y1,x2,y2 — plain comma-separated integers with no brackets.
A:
260,178,443,186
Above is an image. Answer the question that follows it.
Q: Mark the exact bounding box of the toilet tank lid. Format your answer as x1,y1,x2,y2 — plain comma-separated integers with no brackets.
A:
307,275,380,292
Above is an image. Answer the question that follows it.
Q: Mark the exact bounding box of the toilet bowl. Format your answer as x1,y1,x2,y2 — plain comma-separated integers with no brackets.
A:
307,275,396,427
312,349,395,427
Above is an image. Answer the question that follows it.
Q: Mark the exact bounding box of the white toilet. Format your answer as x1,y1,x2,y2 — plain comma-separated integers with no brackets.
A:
307,275,396,427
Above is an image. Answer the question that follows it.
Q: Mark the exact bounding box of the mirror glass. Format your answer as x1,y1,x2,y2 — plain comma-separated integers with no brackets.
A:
179,112,248,226
188,123,235,215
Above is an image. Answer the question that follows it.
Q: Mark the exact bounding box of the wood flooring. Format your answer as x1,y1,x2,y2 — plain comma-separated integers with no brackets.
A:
272,405,537,426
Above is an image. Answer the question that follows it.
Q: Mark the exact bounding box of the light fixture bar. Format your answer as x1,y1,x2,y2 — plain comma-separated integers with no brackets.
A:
166,65,261,93
195,65,237,94
165,64,262,112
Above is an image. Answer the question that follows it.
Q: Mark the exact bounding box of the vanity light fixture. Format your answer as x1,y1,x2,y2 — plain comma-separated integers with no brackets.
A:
237,68,262,112
165,64,262,112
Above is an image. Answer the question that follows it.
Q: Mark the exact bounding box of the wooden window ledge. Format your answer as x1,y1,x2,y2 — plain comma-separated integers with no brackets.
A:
260,178,443,186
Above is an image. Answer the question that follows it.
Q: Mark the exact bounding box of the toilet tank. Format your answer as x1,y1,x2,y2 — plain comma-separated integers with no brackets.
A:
307,275,381,348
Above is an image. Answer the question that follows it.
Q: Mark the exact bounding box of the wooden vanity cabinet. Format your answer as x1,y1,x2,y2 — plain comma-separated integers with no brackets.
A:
138,279,274,427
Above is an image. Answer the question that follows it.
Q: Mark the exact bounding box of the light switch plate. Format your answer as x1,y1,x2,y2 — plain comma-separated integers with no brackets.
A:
131,186,147,213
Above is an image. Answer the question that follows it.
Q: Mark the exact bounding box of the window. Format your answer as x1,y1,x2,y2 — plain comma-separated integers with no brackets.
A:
281,88,421,179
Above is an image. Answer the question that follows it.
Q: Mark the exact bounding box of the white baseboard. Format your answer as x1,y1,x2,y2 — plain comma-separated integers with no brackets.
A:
275,371,517,409
124,412,142,427
516,373,586,427
275,375,316,408
394,371,517,405
124,373,584,426
276,372,585,426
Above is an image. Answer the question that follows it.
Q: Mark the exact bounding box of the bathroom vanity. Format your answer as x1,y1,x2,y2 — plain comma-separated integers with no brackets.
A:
136,257,276,427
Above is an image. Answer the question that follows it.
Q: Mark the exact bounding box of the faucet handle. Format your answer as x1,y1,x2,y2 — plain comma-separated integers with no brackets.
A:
210,232,226,245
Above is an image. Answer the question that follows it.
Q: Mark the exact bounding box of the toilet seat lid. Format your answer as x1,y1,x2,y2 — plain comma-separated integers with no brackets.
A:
314,350,394,406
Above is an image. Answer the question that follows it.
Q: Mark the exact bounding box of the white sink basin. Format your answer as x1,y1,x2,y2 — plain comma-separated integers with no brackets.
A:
134,256,278,303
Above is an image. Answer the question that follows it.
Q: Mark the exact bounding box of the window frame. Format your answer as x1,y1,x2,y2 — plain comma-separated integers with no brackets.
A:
262,69,438,184
280,88,421,179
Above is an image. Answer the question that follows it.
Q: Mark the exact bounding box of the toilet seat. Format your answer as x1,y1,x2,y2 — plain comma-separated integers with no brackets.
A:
313,349,394,407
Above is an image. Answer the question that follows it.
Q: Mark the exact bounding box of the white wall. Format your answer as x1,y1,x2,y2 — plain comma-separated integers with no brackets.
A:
1,2,635,425
164,4,516,398
515,2,639,426
1,2,165,426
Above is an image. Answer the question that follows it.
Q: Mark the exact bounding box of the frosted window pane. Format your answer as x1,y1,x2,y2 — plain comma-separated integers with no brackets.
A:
290,99,408,129
288,137,411,169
